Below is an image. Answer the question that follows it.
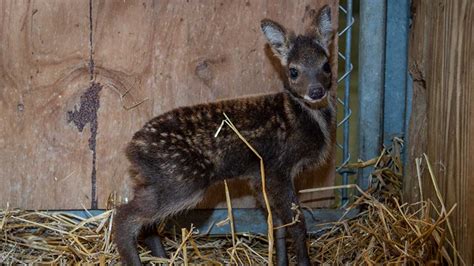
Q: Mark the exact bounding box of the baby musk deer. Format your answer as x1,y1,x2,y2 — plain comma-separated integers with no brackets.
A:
114,5,335,266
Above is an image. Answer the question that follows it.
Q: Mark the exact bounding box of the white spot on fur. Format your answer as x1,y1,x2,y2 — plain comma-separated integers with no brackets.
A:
133,139,147,146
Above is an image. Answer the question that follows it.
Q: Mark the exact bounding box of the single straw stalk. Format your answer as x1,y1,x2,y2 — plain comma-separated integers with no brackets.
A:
223,179,238,264
215,112,274,265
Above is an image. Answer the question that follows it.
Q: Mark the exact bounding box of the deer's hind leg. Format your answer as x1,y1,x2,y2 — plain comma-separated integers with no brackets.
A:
114,185,171,265
114,198,148,266
114,179,208,264
141,225,167,258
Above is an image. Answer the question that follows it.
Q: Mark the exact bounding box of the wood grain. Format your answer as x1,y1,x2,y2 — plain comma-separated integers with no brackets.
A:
0,0,93,209
0,0,338,210
406,0,473,263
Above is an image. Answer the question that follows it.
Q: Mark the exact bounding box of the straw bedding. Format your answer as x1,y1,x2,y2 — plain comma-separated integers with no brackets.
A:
0,138,462,265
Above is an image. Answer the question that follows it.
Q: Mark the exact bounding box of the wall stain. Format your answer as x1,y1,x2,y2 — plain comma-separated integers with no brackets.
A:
67,83,102,208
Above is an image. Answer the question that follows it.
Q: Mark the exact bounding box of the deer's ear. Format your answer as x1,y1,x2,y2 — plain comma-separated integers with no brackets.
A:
261,19,292,65
306,5,333,49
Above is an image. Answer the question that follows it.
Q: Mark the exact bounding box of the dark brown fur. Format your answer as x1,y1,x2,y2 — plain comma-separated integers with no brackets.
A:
114,6,335,266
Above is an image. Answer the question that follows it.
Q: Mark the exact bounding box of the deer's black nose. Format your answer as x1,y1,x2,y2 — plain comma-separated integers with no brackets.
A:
308,87,325,100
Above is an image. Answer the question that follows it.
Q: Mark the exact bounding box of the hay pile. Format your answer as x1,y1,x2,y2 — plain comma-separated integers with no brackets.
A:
306,139,462,265
0,139,463,264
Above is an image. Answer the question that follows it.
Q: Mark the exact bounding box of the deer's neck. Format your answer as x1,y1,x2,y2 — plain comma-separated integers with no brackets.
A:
284,91,335,143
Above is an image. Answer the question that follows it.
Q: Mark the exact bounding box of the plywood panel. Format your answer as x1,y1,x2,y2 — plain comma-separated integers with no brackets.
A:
0,0,338,210
406,0,473,263
0,0,93,209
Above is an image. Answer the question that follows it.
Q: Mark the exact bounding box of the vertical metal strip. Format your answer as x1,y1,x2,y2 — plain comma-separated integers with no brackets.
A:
358,0,387,191
383,0,410,147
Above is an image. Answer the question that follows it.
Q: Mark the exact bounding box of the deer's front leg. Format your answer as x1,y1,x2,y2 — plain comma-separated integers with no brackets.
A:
268,180,311,266
274,217,289,266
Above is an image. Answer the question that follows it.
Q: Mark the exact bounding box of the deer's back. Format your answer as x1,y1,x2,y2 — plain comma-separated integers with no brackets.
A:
125,92,332,188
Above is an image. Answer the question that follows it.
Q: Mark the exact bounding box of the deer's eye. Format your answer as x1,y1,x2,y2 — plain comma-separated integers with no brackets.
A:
323,62,331,73
289,68,299,80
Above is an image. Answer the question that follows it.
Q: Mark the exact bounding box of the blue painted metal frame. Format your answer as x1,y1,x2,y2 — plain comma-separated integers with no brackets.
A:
358,0,411,190
384,0,410,147
63,208,358,235
358,0,387,190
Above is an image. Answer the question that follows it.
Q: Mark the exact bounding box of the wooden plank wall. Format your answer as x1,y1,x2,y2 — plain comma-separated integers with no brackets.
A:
0,1,338,210
405,0,473,264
